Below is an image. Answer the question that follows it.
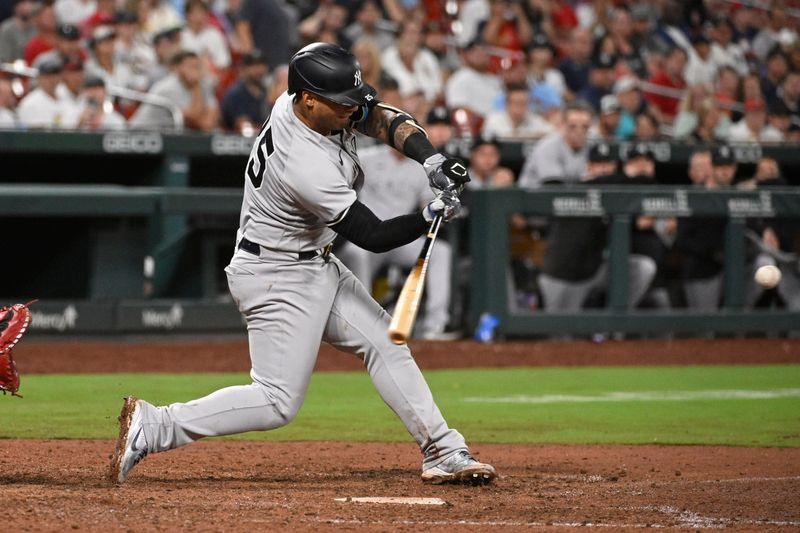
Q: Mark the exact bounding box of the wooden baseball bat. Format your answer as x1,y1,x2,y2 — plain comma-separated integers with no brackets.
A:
388,215,443,345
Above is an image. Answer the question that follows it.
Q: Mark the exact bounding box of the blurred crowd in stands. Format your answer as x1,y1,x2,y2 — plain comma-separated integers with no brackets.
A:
1,0,799,332
0,0,798,140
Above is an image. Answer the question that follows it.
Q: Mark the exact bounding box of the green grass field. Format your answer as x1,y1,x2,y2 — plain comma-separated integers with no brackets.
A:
2,365,799,447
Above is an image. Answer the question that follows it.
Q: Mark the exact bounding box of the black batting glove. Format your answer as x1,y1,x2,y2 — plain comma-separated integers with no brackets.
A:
423,154,470,196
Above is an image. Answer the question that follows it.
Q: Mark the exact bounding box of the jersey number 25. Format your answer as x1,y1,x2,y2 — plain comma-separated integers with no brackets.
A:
246,118,274,189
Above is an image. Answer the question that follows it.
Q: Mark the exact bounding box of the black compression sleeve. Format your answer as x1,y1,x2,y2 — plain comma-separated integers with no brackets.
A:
403,131,438,164
331,200,427,253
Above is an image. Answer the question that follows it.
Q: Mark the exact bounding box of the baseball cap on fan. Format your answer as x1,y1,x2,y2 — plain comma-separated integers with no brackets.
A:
426,106,451,126
114,10,138,24
613,76,637,95
90,25,117,48
527,33,555,54
470,135,500,153
589,141,615,162
628,142,654,161
712,144,736,166
34,55,63,75
241,49,267,66
600,94,620,115
57,24,81,41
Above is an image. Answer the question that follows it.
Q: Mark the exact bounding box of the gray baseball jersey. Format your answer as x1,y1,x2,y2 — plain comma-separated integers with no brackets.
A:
130,90,469,471
240,91,363,251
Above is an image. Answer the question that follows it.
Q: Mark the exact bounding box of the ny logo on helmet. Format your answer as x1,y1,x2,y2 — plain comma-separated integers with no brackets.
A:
354,69,362,86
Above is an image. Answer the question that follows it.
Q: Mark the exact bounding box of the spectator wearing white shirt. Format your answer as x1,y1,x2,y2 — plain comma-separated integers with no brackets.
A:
444,38,502,117
752,6,794,61
85,25,135,91
55,54,85,110
684,35,716,88
526,34,566,99
455,0,489,46
709,17,748,76
482,83,553,140
113,10,157,93
381,20,442,101
62,76,126,129
0,77,18,128
729,98,784,143
17,56,68,128
180,0,230,72
145,26,181,88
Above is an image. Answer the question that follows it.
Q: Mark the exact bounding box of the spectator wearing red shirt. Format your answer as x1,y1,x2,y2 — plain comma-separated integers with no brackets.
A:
644,45,687,124
23,0,57,66
548,0,578,43
35,24,88,67
480,0,533,67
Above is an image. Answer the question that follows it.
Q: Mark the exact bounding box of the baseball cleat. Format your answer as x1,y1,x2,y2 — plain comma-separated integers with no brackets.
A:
421,450,496,485
0,300,36,354
109,396,149,484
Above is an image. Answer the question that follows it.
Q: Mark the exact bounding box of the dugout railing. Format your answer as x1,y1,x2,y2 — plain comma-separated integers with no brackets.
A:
2,184,800,335
468,187,800,337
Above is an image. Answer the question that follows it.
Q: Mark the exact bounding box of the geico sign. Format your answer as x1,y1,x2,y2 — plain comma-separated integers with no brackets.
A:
211,134,254,155
102,132,164,153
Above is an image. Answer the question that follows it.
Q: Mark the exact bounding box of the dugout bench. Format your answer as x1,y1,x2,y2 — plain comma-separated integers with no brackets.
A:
2,184,800,336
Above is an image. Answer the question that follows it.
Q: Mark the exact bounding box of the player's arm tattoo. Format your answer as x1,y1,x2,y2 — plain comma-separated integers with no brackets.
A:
358,103,436,163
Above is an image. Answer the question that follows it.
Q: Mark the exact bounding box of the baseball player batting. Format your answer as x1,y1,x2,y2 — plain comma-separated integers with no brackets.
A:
110,43,495,486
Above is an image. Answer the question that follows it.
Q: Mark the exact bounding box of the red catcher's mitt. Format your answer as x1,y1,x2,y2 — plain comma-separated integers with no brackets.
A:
0,301,36,397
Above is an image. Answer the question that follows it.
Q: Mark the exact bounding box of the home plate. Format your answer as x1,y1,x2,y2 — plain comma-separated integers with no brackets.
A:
334,497,449,506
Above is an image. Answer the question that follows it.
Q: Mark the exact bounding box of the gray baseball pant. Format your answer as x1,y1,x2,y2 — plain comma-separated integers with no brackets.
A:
135,248,466,469
538,254,657,311
683,274,723,310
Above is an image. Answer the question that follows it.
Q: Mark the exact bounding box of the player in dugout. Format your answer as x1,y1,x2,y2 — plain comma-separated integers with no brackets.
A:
537,141,656,312
109,43,496,486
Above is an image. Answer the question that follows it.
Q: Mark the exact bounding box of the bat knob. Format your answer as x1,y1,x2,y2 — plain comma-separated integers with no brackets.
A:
389,331,408,345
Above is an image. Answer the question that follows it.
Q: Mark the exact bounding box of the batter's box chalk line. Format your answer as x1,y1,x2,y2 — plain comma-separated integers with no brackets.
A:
334,496,450,506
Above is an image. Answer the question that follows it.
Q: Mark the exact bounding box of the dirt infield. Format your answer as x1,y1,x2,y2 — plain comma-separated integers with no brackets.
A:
5,337,800,531
2,440,799,531
14,337,800,374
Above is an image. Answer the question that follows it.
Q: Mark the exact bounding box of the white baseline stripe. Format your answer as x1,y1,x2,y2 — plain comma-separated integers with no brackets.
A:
462,388,800,404
317,517,800,529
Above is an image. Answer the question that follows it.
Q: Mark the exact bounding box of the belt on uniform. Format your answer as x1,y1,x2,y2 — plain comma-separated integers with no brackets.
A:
238,237,333,262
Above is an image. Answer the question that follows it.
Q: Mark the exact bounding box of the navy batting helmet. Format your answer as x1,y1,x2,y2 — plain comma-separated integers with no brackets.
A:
288,42,370,107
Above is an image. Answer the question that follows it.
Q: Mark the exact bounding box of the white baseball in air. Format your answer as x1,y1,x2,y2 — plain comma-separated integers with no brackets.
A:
755,265,782,289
